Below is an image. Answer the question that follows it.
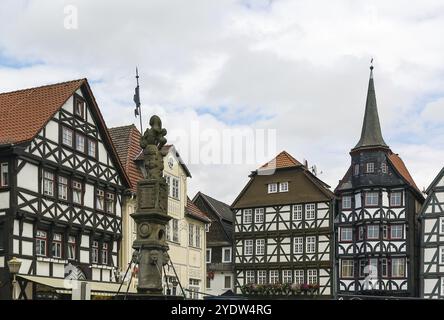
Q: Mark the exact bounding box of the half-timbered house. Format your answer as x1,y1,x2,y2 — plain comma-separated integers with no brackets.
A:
109,125,210,299
232,151,335,297
420,168,444,298
335,66,424,297
0,79,130,299
193,192,234,296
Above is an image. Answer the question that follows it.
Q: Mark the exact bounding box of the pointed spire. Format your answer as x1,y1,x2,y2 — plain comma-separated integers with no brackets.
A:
352,62,389,151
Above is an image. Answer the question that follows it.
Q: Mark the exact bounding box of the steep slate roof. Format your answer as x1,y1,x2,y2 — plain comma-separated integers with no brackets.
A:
108,124,144,192
193,192,234,223
352,66,389,151
186,197,211,223
0,79,84,145
0,79,130,188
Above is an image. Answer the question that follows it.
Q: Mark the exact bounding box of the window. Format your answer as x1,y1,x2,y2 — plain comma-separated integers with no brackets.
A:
268,183,278,194
391,258,405,278
269,270,279,284
279,182,289,192
36,230,47,257
92,241,99,264
72,180,82,204
102,243,109,265
74,97,85,118
359,260,366,278
440,247,444,264
0,163,8,187
172,219,179,242
381,258,388,277
43,171,55,196
188,224,194,246
307,269,317,284
305,203,316,220
282,270,292,284
245,271,255,284
58,176,68,201
224,276,231,289
96,189,104,210
52,233,62,258
366,162,375,173
306,236,316,254
166,222,171,241
256,239,265,255
254,208,264,223
342,196,352,209
382,225,389,240
294,237,303,254
195,226,201,248
364,192,379,206
222,247,232,263
390,191,402,207
171,177,179,199
105,192,115,213
87,139,96,158
75,133,85,153
68,236,76,260
206,249,211,263
189,279,200,299
341,259,354,278
340,227,353,242
62,126,73,147
293,205,302,221
358,226,365,240
441,217,444,234
294,270,304,284
390,225,403,240
244,240,253,255
367,225,379,240
354,164,359,176
381,162,388,173
244,209,252,224
257,270,266,284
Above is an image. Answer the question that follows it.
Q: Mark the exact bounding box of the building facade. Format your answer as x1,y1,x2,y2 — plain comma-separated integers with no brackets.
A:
232,151,335,297
0,79,130,299
193,192,234,296
420,167,444,298
335,66,424,297
109,125,210,299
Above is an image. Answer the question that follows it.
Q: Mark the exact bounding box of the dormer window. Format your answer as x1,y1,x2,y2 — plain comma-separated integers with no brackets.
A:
74,95,85,119
381,162,388,174
366,162,375,173
279,182,289,192
268,183,278,193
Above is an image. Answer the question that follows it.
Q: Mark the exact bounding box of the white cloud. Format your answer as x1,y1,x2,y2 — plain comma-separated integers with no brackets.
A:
1,0,444,203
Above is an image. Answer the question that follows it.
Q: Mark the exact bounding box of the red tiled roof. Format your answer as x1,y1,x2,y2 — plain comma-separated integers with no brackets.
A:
388,153,421,194
0,79,85,145
260,150,302,169
186,197,211,223
108,125,144,192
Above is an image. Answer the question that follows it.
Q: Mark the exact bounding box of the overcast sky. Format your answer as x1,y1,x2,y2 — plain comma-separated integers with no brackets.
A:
1,0,444,204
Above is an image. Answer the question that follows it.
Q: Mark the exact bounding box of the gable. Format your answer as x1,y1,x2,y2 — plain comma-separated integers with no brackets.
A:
233,168,333,209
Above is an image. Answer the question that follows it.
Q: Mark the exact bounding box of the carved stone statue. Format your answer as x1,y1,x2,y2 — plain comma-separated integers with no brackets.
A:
130,115,171,296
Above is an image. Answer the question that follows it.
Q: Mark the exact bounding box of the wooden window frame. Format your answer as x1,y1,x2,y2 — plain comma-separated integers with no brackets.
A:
294,270,304,285
381,162,388,174
105,192,115,214
267,183,278,194
293,204,303,221
92,240,99,264
279,182,289,192
305,203,316,220
42,170,55,198
224,275,232,289
243,209,252,224
0,162,9,187
57,175,69,201
390,224,404,240
72,180,83,205
282,270,292,284
254,208,264,223
61,126,74,147
74,94,86,119
307,269,318,284
366,225,380,240
389,191,403,208
75,132,86,153
245,270,255,284
341,259,354,278
96,189,105,211
340,227,353,242
364,191,379,207
381,258,388,277
222,247,232,263
52,233,63,259
67,236,76,260
391,257,406,279
255,239,265,255
294,237,304,254
101,242,109,265
269,270,279,284
257,270,266,285
366,162,375,173
35,230,48,257
342,195,352,210
244,239,253,256
306,236,316,254
87,138,98,159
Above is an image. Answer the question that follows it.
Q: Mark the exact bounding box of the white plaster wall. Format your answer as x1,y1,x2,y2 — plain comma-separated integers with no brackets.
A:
0,192,9,209
17,162,38,192
45,119,59,143
84,183,94,208
23,222,33,238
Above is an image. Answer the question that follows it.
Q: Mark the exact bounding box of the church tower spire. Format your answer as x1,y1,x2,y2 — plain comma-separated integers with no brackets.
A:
352,63,389,151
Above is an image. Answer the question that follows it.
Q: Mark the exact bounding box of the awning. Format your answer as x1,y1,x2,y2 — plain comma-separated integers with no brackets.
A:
18,275,137,295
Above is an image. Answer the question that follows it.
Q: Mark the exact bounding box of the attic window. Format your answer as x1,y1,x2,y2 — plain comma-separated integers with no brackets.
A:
381,162,388,174
366,162,375,173
279,182,289,192
74,96,85,119
268,183,278,193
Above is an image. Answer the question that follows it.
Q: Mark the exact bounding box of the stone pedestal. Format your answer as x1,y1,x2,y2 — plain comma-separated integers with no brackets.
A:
131,178,171,296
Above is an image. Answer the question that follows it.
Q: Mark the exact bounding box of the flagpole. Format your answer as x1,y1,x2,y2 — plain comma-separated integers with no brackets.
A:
135,67,143,133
